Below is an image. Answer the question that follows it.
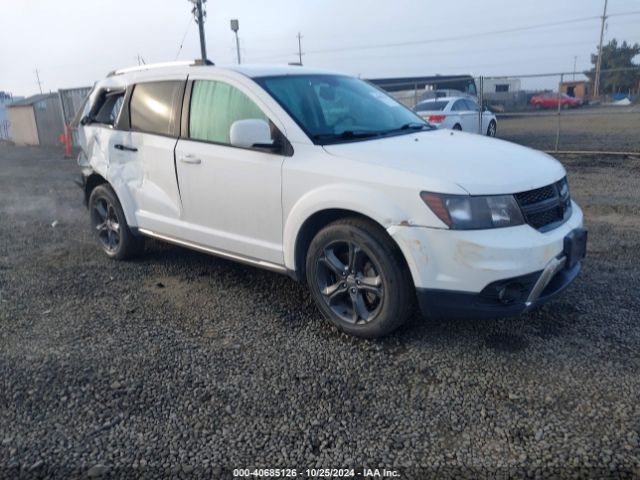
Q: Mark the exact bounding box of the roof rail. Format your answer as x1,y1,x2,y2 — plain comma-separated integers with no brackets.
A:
107,59,214,77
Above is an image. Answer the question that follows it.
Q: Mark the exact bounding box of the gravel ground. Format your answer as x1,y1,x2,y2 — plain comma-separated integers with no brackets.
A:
1,143,639,479
497,105,640,152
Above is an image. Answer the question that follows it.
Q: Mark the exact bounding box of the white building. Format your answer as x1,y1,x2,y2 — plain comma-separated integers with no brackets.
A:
482,78,521,94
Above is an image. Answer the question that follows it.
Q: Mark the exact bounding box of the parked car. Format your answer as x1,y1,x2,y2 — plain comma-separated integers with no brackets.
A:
413,97,497,136
529,93,583,109
76,61,586,338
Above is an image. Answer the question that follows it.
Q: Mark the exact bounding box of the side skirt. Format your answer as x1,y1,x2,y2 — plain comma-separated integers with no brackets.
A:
138,228,288,274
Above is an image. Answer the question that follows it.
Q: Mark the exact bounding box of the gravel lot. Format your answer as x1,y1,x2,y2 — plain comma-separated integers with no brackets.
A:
1,143,639,479
497,105,640,152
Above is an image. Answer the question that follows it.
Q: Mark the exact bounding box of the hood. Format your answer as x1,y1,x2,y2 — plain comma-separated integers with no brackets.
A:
322,129,566,195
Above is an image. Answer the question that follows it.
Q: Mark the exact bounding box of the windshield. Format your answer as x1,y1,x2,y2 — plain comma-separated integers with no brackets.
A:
255,74,430,144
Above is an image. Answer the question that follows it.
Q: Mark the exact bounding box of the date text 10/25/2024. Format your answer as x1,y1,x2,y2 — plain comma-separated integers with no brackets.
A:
233,468,401,478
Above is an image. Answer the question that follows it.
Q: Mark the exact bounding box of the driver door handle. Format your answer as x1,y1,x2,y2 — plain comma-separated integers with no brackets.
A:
179,154,201,165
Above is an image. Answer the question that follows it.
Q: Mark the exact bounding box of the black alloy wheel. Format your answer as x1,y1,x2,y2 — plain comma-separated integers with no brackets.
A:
315,240,384,325
89,184,144,260
306,218,414,338
91,197,121,254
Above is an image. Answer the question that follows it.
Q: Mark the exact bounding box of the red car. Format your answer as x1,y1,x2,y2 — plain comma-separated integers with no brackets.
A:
529,93,583,109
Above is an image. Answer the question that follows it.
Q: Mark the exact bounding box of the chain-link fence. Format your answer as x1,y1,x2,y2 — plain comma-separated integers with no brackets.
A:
58,87,92,147
0,120,10,140
376,67,640,154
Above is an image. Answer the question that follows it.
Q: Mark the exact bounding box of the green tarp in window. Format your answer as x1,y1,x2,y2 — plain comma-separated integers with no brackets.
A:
190,80,268,143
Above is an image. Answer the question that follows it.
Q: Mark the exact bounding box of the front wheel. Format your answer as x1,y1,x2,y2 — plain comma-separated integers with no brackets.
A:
305,218,414,338
486,120,497,137
89,184,144,260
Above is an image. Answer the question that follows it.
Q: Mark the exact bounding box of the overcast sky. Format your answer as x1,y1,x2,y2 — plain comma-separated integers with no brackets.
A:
1,0,639,97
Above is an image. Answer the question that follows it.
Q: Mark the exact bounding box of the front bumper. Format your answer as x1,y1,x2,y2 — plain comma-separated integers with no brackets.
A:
388,201,585,318
416,258,581,319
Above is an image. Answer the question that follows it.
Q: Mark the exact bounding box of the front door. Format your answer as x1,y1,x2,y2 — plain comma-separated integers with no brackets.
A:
174,79,285,265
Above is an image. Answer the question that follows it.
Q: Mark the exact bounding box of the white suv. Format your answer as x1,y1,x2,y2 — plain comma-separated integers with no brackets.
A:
76,61,587,338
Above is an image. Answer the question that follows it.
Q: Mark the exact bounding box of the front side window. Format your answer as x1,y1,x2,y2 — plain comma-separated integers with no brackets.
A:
130,81,184,136
189,80,269,144
255,74,429,145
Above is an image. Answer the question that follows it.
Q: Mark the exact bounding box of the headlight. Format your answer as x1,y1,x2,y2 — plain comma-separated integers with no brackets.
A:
420,192,525,229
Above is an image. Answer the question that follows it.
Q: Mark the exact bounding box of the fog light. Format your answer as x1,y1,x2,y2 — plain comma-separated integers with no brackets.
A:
498,282,525,304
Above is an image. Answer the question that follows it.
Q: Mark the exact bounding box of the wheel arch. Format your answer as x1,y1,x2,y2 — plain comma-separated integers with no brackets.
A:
288,207,413,284
85,173,137,228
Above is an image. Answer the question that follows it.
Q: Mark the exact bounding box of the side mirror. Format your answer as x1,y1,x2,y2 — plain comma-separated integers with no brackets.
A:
229,119,274,149
80,115,92,126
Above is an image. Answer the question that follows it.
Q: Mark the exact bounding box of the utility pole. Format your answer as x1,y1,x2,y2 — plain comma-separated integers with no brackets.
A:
594,0,608,98
573,56,577,80
297,32,303,66
190,0,208,61
230,19,240,64
35,69,43,94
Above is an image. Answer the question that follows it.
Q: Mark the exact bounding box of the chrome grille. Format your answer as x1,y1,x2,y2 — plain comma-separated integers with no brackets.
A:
515,178,571,232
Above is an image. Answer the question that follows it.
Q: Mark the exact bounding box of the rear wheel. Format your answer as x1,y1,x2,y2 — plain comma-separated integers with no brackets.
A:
487,120,497,137
305,218,414,338
89,184,144,260
452,124,462,131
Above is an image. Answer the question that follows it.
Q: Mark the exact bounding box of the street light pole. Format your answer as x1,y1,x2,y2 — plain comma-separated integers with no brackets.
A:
230,19,241,64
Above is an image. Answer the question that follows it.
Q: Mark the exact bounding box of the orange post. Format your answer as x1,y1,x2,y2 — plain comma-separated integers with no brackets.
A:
64,124,72,158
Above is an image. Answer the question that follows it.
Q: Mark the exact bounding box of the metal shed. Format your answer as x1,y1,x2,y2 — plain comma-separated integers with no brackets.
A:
7,93,65,146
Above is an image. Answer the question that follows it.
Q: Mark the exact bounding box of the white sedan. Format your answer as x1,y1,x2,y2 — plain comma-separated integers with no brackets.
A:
414,97,497,136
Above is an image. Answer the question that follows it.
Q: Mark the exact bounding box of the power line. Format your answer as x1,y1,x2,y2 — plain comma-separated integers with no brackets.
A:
175,14,193,60
252,10,640,61
35,69,42,94
305,16,605,55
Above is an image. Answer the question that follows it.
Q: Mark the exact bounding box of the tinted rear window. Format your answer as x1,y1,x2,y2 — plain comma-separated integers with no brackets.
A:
130,81,184,137
415,101,448,111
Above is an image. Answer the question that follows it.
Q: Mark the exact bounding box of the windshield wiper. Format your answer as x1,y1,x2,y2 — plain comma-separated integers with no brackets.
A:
312,130,382,141
385,123,431,134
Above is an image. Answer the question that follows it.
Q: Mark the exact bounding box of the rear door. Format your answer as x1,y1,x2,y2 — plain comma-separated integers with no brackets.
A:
449,99,468,130
127,79,186,232
464,99,482,134
174,77,286,265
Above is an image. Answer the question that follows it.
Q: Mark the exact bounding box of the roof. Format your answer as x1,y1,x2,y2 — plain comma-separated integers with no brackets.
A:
225,63,338,77
107,60,338,80
8,93,58,107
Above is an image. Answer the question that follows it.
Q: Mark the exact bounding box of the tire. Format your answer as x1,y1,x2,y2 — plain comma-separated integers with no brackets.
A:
487,120,497,137
305,217,414,338
88,184,144,260
452,124,462,131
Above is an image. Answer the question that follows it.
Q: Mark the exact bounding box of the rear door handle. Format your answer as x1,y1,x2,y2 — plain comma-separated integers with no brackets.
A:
114,144,137,152
179,154,201,165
